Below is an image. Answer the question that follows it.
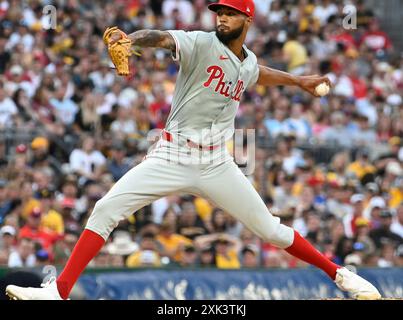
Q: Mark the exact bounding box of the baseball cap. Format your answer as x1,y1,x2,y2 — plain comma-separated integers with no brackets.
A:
36,249,49,261
15,144,27,154
0,225,16,236
242,244,258,255
208,0,255,18
10,65,23,76
388,136,401,146
31,136,49,150
61,198,75,209
30,207,42,218
365,182,379,193
350,194,364,204
379,210,393,218
355,217,370,228
353,242,366,251
386,161,402,176
38,188,55,199
369,196,386,209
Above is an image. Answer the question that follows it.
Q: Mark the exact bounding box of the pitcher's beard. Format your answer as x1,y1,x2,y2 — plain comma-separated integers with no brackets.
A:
215,24,244,45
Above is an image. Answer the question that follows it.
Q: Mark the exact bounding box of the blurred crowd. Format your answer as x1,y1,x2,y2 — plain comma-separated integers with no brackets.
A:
0,0,402,271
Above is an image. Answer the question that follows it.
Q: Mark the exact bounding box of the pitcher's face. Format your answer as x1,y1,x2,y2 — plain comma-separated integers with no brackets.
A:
215,7,251,45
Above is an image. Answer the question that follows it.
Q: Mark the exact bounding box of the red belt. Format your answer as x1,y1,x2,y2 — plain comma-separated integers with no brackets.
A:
162,131,219,151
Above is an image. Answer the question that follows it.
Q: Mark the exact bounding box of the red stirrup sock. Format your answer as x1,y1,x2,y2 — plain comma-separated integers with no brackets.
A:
285,230,340,280
56,229,105,299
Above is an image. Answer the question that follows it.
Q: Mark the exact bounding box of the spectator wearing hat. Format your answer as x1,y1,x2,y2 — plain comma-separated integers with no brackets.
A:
369,210,402,249
343,194,365,238
0,225,17,265
8,237,36,268
241,244,260,268
58,197,82,235
35,249,50,266
344,242,367,267
353,217,376,257
105,231,139,266
29,136,62,177
18,207,59,252
365,182,380,198
126,232,161,268
37,187,64,236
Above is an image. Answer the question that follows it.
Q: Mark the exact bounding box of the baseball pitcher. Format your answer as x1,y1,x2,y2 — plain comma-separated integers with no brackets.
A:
7,0,381,300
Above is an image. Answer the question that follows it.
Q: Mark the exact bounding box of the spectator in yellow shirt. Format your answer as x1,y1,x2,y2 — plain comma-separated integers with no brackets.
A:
346,150,376,180
126,232,161,268
156,222,192,262
283,29,308,75
195,233,242,269
38,188,64,235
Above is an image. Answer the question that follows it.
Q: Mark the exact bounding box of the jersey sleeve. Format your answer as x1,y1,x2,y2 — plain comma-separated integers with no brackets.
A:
248,62,260,88
166,30,201,70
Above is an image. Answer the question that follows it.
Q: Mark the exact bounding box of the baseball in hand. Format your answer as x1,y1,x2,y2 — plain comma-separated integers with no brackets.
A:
314,82,330,96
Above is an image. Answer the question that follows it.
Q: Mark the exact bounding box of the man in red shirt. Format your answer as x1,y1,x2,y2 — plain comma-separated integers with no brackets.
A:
19,207,60,253
360,19,392,55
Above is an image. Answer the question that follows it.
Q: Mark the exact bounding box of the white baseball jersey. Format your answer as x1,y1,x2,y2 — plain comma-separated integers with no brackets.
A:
86,30,294,250
165,30,260,145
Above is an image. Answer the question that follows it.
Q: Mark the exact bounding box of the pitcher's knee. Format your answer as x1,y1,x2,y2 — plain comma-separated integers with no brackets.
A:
86,197,120,239
258,223,294,249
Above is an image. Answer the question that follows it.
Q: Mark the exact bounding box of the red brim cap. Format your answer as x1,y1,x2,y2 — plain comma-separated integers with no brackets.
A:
208,3,253,17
